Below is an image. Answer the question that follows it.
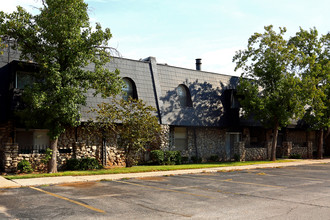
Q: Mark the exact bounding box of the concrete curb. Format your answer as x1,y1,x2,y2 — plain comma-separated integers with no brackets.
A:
2,159,330,188
0,176,21,188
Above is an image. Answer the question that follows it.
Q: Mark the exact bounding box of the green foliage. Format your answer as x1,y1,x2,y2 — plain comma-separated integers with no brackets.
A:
41,148,52,165
191,156,202,164
233,25,307,161
79,158,103,170
0,1,123,172
289,28,329,157
65,158,102,171
208,155,219,162
65,158,81,171
150,150,165,165
17,160,33,173
181,156,189,164
164,151,181,165
149,150,181,165
90,97,162,167
289,153,302,159
233,25,305,129
233,154,240,162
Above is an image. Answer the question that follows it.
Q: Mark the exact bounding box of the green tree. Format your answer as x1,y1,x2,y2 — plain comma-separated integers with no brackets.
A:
233,25,305,161
91,98,162,167
289,28,330,158
0,0,123,172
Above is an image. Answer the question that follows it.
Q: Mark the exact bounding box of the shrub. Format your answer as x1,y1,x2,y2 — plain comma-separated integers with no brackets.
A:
17,160,33,173
65,158,102,171
148,150,181,165
79,158,102,170
150,150,165,165
191,156,202,164
181,156,189,164
65,158,80,171
234,153,240,161
208,155,219,162
165,151,181,165
174,151,182,165
289,153,302,159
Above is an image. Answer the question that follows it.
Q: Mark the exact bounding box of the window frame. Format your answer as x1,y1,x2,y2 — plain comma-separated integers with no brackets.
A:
176,84,192,107
173,127,188,151
122,77,138,100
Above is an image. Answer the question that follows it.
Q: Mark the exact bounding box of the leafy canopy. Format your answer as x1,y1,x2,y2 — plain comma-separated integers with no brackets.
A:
289,28,330,130
0,0,123,139
90,98,162,167
233,25,305,129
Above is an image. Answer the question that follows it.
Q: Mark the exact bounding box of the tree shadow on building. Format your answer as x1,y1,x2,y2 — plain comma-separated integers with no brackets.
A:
160,77,240,129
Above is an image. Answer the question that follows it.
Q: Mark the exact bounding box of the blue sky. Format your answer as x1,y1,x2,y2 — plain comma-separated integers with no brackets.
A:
3,0,330,76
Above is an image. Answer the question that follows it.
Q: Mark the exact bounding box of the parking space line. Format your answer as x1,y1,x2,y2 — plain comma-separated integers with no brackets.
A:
224,179,284,188
114,180,215,199
182,176,284,188
251,172,329,182
30,187,105,213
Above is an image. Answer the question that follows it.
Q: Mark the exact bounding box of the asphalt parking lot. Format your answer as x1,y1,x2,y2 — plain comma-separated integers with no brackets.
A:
1,163,330,219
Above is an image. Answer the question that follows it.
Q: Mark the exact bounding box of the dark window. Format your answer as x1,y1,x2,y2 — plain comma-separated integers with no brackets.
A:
230,90,240,109
16,129,50,153
122,78,138,100
177,84,192,107
16,71,34,89
174,127,187,151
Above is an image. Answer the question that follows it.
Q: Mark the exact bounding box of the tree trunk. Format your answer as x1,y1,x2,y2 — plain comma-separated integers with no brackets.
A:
125,147,132,167
48,138,58,173
325,127,330,140
317,129,324,159
271,121,279,161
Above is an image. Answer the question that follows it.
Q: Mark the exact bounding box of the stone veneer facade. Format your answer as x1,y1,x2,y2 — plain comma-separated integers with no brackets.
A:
0,122,320,173
167,127,227,162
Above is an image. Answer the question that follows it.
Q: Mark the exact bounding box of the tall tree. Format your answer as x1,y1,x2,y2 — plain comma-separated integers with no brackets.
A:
0,0,123,172
233,25,305,161
289,28,330,158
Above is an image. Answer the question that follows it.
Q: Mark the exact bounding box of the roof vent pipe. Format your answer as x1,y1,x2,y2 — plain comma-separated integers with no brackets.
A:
195,58,202,71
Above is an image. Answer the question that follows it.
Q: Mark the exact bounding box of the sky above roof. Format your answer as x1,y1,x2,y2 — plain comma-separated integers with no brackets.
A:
3,0,330,76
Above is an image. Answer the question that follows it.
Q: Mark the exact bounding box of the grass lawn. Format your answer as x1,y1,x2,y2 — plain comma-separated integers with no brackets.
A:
4,159,296,180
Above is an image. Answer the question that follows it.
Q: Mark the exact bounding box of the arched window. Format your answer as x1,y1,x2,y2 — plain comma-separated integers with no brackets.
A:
177,84,192,107
122,78,138,100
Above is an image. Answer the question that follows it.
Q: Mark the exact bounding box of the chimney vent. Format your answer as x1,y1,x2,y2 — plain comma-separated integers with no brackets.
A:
195,58,202,71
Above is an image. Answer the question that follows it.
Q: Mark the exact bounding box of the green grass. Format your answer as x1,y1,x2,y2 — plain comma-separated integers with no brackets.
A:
4,159,296,180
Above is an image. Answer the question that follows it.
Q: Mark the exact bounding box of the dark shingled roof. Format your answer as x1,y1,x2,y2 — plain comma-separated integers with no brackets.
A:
0,51,241,128
82,56,240,127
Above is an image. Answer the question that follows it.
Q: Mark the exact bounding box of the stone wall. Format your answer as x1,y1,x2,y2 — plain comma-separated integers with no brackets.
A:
0,124,127,173
235,140,313,161
0,141,126,173
60,127,126,167
245,147,268,161
169,127,227,162
233,142,246,161
196,128,227,161
285,129,316,151
277,141,313,159
159,125,170,151
0,143,18,173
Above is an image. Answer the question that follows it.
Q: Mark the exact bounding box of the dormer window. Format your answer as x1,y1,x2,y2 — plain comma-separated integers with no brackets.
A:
177,84,192,107
230,90,240,109
122,77,138,101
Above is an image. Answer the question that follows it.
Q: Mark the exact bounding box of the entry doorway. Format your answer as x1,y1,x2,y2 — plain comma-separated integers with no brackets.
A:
225,132,241,160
